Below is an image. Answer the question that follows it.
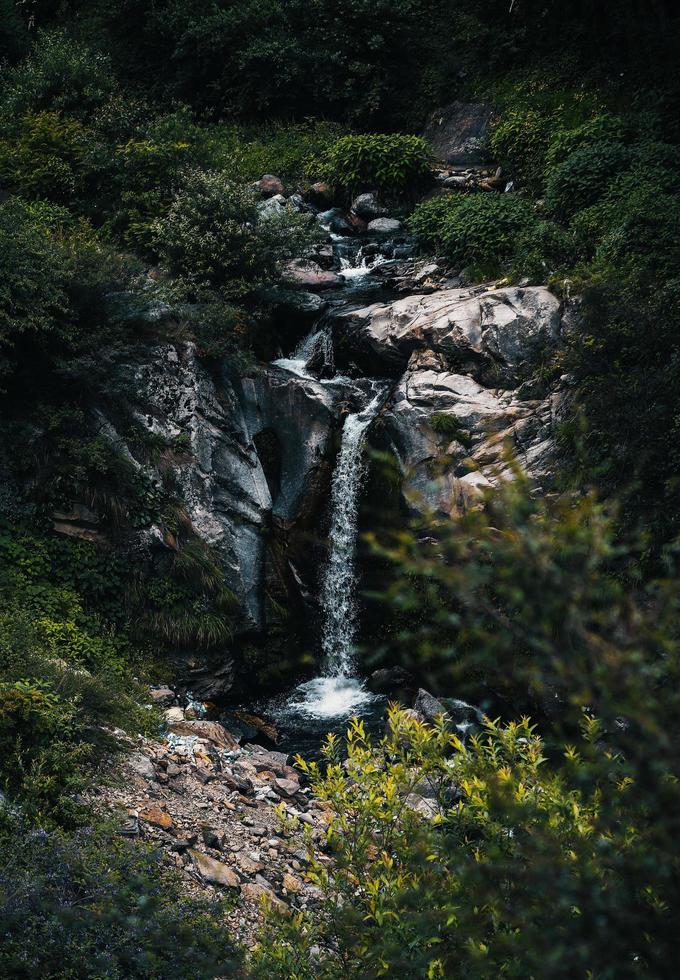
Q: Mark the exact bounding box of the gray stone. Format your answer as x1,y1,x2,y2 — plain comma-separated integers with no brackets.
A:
367,217,402,234
333,285,561,382
422,102,494,166
128,751,156,781
351,192,386,220
382,349,565,517
283,259,344,291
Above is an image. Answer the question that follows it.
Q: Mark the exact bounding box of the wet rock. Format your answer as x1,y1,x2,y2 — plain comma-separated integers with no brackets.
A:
346,211,368,233
367,217,402,234
422,101,494,166
329,214,355,236
367,666,416,702
269,288,327,318
351,192,387,220
307,181,334,208
254,174,285,198
413,689,448,724
413,689,484,737
234,711,279,745
180,658,236,702
316,207,344,225
189,849,240,888
283,259,344,291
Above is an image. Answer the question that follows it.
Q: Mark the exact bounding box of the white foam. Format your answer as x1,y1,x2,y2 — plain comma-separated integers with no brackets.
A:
276,675,378,722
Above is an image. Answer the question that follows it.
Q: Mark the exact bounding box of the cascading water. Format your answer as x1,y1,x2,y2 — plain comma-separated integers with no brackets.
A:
320,390,383,676
270,386,386,725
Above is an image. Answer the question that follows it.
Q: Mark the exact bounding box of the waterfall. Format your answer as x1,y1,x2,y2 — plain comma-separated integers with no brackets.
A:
320,390,383,676
269,386,385,724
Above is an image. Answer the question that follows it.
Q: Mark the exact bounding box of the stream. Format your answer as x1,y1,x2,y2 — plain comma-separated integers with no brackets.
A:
248,236,409,752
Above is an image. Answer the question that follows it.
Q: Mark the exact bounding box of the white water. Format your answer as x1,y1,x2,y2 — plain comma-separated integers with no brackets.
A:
266,243,390,726
338,252,386,281
320,388,383,675
271,386,385,723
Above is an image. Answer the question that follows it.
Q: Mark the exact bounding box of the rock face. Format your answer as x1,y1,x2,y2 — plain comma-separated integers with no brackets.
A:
383,349,565,516
96,342,350,642
422,101,494,166
333,285,561,383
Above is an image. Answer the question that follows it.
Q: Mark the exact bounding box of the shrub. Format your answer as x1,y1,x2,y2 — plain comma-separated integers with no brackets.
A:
0,197,75,378
446,193,536,270
254,705,680,978
153,168,318,296
429,412,472,446
489,107,554,189
406,194,467,250
321,133,432,194
0,110,96,203
545,112,627,171
0,819,240,977
545,142,635,220
215,119,348,182
0,30,117,122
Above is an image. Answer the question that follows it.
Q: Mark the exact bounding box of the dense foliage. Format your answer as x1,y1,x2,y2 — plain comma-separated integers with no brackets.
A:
0,0,679,976
254,481,680,977
0,819,239,978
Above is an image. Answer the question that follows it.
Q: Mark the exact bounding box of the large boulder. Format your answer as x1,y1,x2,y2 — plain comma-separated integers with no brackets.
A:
367,217,402,235
351,192,387,220
422,102,494,167
382,349,565,516
333,285,562,383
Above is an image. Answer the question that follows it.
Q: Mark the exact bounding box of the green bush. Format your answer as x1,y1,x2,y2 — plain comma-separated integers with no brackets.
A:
489,107,554,189
406,194,466,249
448,193,536,270
545,142,635,220
545,112,626,171
153,167,318,296
0,819,240,977
0,197,75,377
214,119,348,182
254,704,679,978
321,133,432,193
0,110,96,203
0,30,117,122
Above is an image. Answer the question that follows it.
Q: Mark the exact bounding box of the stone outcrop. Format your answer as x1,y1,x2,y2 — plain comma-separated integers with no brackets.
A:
422,101,494,167
383,349,565,516
95,342,351,642
333,285,562,383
